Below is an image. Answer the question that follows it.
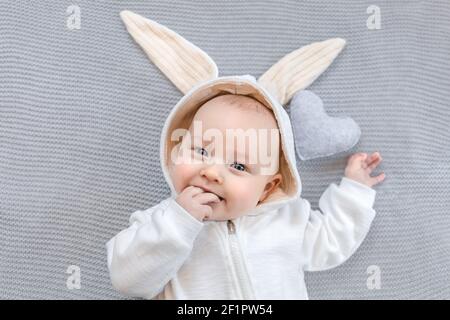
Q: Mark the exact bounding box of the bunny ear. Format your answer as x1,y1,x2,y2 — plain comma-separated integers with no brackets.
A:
257,38,346,106
120,10,218,94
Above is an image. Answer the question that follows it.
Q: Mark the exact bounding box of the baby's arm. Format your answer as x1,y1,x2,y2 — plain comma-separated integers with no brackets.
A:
105,198,203,299
300,152,385,272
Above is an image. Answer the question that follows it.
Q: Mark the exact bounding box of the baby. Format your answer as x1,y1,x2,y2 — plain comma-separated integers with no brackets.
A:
106,93,385,299
107,10,386,299
171,94,284,222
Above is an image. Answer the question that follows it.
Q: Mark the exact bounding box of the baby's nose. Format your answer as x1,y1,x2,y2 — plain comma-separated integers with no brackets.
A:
200,165,224,184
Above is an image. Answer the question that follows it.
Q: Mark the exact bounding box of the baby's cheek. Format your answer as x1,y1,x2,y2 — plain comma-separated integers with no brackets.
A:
230,181,261,206
169,163,195,192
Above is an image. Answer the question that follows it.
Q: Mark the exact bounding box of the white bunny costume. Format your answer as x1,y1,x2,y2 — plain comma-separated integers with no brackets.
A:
106,11,377,299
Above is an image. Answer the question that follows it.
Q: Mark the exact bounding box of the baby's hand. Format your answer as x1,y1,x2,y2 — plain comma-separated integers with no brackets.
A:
175,186,220,221
344,152,386,188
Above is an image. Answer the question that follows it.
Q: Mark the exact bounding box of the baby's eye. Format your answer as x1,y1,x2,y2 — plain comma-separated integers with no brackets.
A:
194,147,208,157
230,161,246,172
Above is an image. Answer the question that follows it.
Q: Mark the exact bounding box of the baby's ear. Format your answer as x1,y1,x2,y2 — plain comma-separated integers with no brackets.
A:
120,10,218,94
258,38,346,106
259,173,282,202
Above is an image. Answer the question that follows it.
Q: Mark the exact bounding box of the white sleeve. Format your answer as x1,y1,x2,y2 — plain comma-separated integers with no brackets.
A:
105,198,203,299
300,177,377,272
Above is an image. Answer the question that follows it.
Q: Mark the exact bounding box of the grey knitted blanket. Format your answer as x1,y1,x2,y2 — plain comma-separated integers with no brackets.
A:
1,0,449,299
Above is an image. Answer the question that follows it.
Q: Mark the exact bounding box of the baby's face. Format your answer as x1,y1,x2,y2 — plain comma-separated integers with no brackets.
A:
169,95,282,220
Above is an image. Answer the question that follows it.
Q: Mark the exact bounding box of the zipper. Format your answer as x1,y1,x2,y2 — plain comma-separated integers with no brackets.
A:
227,220,236,234
226,219,255,299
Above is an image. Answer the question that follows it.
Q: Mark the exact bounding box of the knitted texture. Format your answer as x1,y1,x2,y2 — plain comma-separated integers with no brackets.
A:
1,0,449,299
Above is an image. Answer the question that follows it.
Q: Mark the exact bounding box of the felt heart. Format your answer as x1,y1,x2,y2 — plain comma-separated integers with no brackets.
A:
290,90,361,160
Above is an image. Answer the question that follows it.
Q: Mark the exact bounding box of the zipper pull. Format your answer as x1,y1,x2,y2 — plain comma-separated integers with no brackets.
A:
227,220,236,234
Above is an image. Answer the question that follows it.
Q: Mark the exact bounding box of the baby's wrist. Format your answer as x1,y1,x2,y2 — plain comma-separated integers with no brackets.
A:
344,173,370,188
341,176,375,192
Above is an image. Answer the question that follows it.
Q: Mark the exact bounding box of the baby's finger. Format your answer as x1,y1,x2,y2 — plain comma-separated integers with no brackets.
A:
193,192,220,205
348,153,365,165
368,158,382,171
365,152,380,163
351,152,367,161
200,205,214,221
370,172,386,186
366,153,382,170
348,154,368,170
184,186,205,197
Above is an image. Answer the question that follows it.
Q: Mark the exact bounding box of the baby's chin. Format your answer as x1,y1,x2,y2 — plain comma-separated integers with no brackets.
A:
206,201,229,221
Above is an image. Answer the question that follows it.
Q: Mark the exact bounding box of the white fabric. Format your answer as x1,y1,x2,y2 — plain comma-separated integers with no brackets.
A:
106,74,377,299
106,178,376,299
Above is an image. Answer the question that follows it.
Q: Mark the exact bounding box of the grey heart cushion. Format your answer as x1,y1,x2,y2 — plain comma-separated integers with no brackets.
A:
290,90,361,160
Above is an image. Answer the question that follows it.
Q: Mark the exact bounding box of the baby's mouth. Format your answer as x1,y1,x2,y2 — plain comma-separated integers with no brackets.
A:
195,186,224,202
210,192,224,202
212,196,224,206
